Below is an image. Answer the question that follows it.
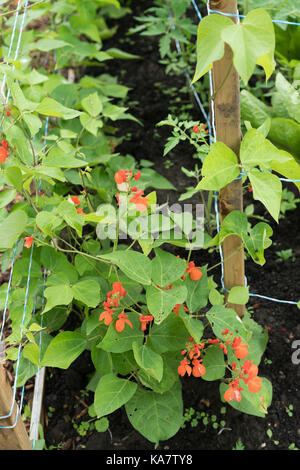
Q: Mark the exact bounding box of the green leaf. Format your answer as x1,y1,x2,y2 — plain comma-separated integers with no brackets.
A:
268,117,300,165
196,142,239,190
192,14,232,83
57,200,84,237
202,345,226,381
240,129,291,168
206,306,250,344
138,357,177,394
125,382,183,444
185,266,208,313
44,148,87,168
34,38,70,52
132,341,163,382
242,311,268,364
95,418,109,433
100,250,152,285
23,113,42,138
0,189,16,209
240,90,272,128
148,315,189,354
91,346,113,375
178,307,204,344
221,9,275,84
275,72,300,124
228,286,249,305
248,168,282,222
42,331,86,369
146,285,187,324
81,92,103,117
151,248,186,287
5,167,23,193
206,210,273,265
94,374,137,418
72,280,100,308
0,210,27,250
43,284,73,313
36,211,63,237
36,97,81,120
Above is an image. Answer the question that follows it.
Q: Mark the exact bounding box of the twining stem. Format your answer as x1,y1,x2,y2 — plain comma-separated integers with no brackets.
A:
209,62,233,102
207,243,245,273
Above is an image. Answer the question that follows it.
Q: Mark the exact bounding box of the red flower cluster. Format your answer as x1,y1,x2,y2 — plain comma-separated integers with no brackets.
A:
193,123,208,135
0,140,9,164
99,282,132,333
114,169,141,185
114,169,150,212
223,359,263,403
69,194,86,215
241,360,263,393
178,337,206,378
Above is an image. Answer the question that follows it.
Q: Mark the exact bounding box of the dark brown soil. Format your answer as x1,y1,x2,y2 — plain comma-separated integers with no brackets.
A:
41,0,300,452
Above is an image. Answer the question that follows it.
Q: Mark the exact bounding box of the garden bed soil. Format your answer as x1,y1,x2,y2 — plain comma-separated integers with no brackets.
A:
2,0,300,452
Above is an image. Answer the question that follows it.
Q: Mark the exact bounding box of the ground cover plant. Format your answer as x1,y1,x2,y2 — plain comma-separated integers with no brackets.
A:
0,0,299,451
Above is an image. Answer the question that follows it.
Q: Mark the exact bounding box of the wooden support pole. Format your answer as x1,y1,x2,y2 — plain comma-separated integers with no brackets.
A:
0,364,32,450
29,367,46,444
209,0,245,317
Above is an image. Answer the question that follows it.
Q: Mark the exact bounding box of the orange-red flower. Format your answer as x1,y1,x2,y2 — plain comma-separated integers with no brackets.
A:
0,146,8,163
185,261,202,281
1,140,9,150
244,375,263,393
173,304,189,315
115,312,133,333
178,358,192,377
129,189,149,212
232,336,248,360
24,236,34,248
107,282,127,307
71,196,80,205
134,170,141,181
139,314,153,331
99,307,114,326
76,208,85,215
6,109,11,117
191,359,206,377
241,360,263,393
115,169,131,185
224,379,243,402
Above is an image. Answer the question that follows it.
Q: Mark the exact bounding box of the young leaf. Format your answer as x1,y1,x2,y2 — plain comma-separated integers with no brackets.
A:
132,341,164,382
196,142,239,190
42,331,86,369
100,250,152,285
94,374,137,418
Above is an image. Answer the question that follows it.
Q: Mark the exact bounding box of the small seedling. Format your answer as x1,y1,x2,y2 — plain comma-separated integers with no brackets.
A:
286,404,293,417
288,443,299,450
232,439,245,450
275,249,295,263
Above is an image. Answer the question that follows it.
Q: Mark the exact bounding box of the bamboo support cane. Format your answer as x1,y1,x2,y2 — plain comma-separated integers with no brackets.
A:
209,0,245,317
